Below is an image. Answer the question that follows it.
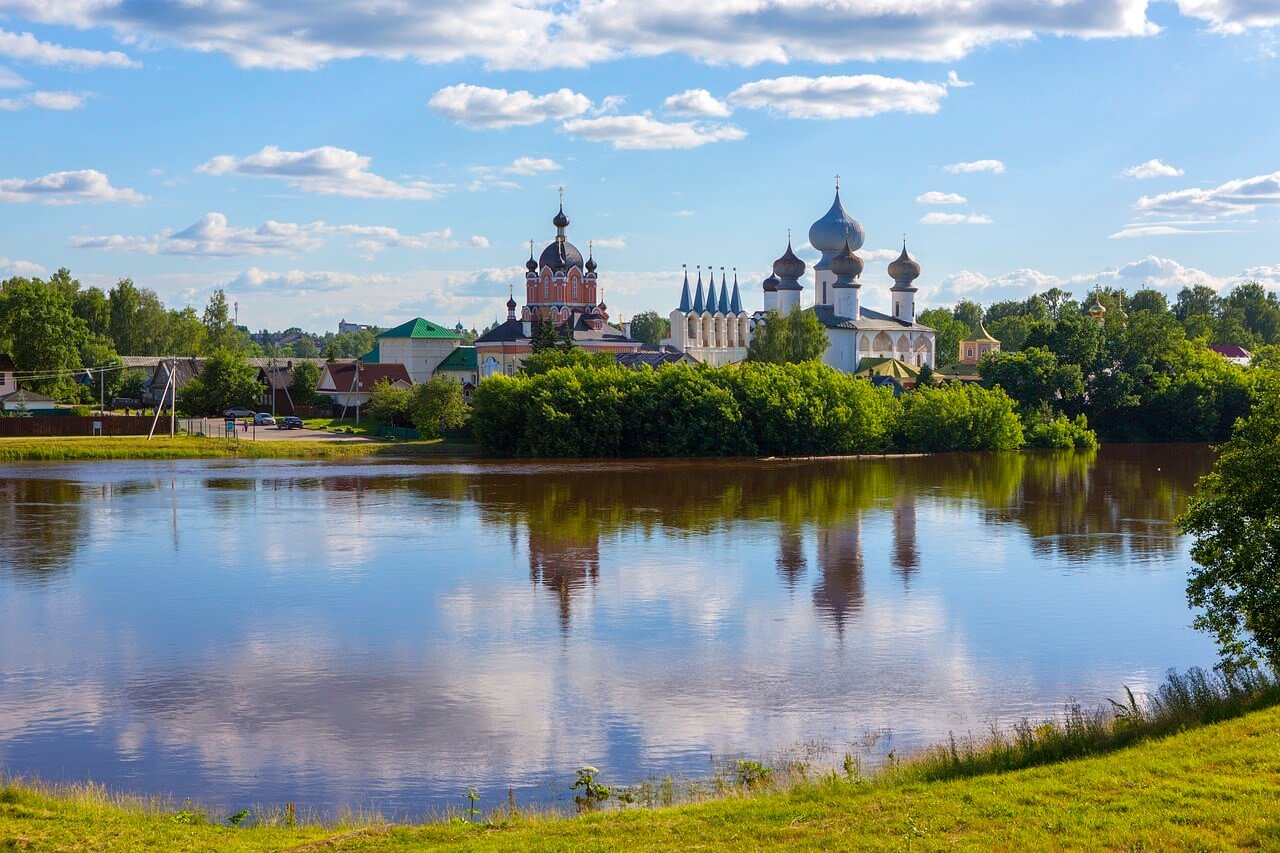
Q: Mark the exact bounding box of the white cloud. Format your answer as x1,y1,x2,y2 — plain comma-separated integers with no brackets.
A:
943,159,1005,174
0,169,144,205
196,146,446,200
1132,170,1280,220
0,256,45,276
1122,158,1184,179
1108,221,1245,238
916,191,967,205
0,28,136,68
728,75,948,120
947,70,973,88
0,66,27,88
662,88,731,117
560,115,746,149
72,213,485,258
0,89,88,110
226,268,393,294
919,212,992,224
672,209,695,217
1173,0,1280,33
591,237,627,249
428,85,591,129
505,157,562,175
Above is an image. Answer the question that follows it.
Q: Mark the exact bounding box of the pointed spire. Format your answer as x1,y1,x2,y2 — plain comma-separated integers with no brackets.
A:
678,264,692,313
730,268,743,315
705,268,718,314
692,266,706,313
718,267,730,313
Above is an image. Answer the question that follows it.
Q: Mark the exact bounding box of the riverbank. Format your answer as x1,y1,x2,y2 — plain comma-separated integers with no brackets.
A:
0,435,481,462
4,671,1278,851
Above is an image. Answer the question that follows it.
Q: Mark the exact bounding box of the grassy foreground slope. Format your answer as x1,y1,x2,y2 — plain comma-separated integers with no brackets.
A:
4,705,1279,852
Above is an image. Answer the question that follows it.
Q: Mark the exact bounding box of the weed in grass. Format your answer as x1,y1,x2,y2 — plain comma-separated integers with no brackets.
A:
571,766,609,813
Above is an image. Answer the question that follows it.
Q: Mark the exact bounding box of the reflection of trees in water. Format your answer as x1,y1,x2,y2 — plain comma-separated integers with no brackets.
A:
0,478,87,580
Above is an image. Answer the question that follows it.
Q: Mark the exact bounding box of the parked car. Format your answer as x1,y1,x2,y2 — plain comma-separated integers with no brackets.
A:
277,416,303,430
223,407,255,418
254,412,277,426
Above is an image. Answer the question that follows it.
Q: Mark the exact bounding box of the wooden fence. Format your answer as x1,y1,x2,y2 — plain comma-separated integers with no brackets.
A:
0,415,159,437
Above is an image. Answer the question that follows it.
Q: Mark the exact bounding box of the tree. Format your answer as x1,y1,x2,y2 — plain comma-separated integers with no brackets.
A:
1037,288,1076,320
202,289,243,352
0,278,87,399
629,311,670,348
366,380,414,427
1222,282,1280,345
530,317,560,352
179,349,262,416
73,286,110,336
292,338,320,359
1129,289,1169,316
898,383,1024,452
918,308,969,366
953,300,983,330
978,346,1085,413
79,336,125,404
289,361,323,407
107,279,145,355
746,306,829,364
410,375,469,438
118,369,150,402
1182,380,1280,673
1174,285,1221,323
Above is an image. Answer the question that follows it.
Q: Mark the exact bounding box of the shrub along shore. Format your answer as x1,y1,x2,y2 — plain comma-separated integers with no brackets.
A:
1,669,1277,851
0,435,478,462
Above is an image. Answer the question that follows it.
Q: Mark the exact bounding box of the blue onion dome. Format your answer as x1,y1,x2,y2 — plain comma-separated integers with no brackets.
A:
773,240,806,280
455,320,465,332
525,253,538,272
585,252,597,273
809,189,865,254
552,203,569,229
762,273,779,292
830,239,863,281
888,241,921,284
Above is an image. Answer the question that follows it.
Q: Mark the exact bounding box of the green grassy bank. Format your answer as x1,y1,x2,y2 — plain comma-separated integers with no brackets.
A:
0,436,480,462
4,672,1279,852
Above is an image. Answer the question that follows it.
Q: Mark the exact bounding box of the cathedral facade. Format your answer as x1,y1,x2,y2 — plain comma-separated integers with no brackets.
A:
664,186,936,372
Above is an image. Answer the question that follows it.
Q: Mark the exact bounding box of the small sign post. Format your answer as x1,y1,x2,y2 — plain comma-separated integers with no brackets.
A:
91,420,102,437
225,419,236,438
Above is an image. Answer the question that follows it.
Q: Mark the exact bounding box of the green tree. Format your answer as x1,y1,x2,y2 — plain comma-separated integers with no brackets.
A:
410,374,469,438
73,286,110,336
628,310,670,348
953,300,984,330
978,346,1085,413
898,383,1024,452
79,336,125,404
1222,282,1280,345
107,279,145,355
1129,289,1169,316
202,289,243,352
0,277,87,399
1174,285,1221,323
367,380,414,427
746,306,829,364
289,361,322,407
118,369,150,402
1182,379,1280,672
918,308,969,366
292,338,320,359
178,349,262,416
1037,288,1077,320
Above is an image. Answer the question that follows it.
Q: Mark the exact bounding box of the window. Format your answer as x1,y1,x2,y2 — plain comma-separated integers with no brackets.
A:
572,282,578,300
966,347,975,359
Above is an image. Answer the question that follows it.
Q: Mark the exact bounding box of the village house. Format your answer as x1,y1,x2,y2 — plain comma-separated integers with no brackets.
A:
316,361,413,414
0,356,57,412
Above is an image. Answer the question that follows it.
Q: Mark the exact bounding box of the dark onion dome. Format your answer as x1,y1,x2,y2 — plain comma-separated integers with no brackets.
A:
829,239,864,282
552,203,569,229
525,252,538,272
455,320,465,332
585,252,597,273
809,189,865,254
772,240,806,281
888,241,921,287
506,295,518,310
539,239,584,272
762,273,779,292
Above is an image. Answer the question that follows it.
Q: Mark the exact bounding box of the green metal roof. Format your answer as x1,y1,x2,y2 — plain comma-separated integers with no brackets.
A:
359,343,380,363
855,357,921,380
378,317,460,340
436,346,477,371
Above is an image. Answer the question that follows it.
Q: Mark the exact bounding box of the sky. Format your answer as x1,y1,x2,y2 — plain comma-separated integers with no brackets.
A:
1,1,1280,334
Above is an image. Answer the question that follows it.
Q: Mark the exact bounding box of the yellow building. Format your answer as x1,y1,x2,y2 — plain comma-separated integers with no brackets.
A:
958,322,1000,365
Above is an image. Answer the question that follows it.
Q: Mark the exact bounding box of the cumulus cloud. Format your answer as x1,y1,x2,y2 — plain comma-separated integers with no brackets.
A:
1173,0,1280,33
225,268,394,294
591,237,627,249
71,213,486,258
560,114,746,149
0,28,136,68
196,146,446,200
0,90,87,110
0,66,27,88
946,70,974,87
919,212,992,224
0,256,45,276
428,85,591,129
662,88,731,117
506,157,561,175
728,75,948,119
0,169,144,204
916,191,966,205
943,159,1005,174
1122,158,1184,179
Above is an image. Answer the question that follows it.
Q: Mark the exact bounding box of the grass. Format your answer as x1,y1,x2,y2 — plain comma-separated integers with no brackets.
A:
0,435,479,461
302,416,382,437
2,669,1279,851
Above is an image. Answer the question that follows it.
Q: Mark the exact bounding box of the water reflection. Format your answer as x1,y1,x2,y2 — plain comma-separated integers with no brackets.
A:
0,444,1215,814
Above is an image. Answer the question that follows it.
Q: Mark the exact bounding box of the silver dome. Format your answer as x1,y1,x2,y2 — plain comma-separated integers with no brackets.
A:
808,189,865,255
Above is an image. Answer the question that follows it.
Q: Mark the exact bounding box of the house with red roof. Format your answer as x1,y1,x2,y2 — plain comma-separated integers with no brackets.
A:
1208,345,1252,366
316,361,413,414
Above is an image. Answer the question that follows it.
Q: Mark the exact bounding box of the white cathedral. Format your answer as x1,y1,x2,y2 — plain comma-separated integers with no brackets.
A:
664,186,936,371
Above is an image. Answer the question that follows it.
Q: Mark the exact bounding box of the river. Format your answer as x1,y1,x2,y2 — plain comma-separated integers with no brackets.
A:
0,444,1216,815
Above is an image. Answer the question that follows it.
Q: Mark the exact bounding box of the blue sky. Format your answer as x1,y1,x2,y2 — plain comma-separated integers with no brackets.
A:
1,1,1279,332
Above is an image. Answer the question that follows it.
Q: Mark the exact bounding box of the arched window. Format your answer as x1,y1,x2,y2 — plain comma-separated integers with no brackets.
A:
572,281,578,300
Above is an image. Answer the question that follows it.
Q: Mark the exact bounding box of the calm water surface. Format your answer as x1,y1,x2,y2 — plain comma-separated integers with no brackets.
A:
0,445,1217,814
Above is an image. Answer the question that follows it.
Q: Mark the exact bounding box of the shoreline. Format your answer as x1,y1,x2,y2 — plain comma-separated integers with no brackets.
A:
0,435,483,462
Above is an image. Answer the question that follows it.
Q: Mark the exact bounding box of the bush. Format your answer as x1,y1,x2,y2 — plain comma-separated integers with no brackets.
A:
409,375,469,439
1024,411,1099,450
366,380,413,427
898,383,1024,452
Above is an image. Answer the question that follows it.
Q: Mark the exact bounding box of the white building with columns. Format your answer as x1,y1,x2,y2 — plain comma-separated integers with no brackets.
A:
663,185,936,372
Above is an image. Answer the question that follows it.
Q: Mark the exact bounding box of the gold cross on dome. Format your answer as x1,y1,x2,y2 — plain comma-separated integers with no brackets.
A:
835,174,841,190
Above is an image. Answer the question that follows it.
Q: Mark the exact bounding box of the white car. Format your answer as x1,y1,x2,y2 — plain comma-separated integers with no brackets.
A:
253,412,276,426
